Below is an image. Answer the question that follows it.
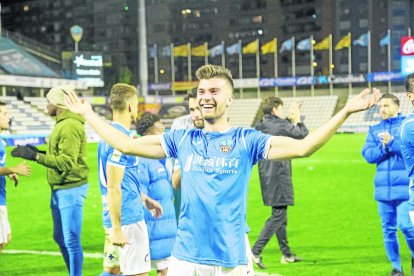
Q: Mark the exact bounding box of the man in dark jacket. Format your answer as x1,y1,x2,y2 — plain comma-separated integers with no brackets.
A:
252,96,308,269
362,93,414,276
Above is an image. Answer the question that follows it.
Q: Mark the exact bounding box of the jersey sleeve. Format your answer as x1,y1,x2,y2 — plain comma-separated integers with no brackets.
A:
161,129,188,159
242,129,272,164
401,118,414,146
106,145,129,168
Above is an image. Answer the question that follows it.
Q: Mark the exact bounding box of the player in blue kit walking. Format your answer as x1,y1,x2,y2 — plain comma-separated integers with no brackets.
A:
98,84,162,276
65,65,379,275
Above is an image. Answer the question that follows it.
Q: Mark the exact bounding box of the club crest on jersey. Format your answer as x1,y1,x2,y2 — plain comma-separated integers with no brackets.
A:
219,139,233,154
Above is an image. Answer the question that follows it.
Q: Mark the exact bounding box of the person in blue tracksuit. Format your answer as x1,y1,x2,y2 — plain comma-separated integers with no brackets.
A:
136,112,177,276
399,73,414,276
362,93,414,276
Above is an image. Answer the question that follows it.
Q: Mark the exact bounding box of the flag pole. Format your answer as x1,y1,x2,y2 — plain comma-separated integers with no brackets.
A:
310,35,314,96
274,38,278,96
256,39,261,98
154,44,159,96
329,34,333,95
348,33,352,96
367,31,371,89
387,29,391,93
171,43,175,96
204,42,208,65
187,43,192,81
221,41,225,67
292,36,296,97
239,40,243,98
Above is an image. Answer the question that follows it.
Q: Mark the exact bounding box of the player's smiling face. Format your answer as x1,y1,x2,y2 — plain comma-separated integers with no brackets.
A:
197,77,233,123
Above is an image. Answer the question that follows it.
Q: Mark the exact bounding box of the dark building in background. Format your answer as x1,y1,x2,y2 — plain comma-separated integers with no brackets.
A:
333,0,413,74
1,0,414,93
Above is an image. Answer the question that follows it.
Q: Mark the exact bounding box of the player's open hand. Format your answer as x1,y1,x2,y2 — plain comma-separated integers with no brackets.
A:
11,162,31,176
344,88,380,114
63,91,93,117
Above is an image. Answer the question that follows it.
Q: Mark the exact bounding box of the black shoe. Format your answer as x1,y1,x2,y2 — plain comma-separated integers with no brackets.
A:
390,268,404,276
252,254,267,269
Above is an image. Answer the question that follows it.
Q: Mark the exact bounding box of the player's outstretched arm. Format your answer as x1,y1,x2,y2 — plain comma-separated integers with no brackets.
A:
64,91,165,158
267,88,380,160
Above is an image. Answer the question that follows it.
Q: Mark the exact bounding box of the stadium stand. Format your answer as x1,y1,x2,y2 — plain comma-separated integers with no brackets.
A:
227,98,262,127
279,96,339,129
339,92,413,133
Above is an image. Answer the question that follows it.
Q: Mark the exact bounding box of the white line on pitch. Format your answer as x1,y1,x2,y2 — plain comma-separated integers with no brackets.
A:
2,249,102,258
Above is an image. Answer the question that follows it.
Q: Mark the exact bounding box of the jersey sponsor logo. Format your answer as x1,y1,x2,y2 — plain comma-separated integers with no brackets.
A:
110,149,122,162
220,139,233,154
183,153,239,174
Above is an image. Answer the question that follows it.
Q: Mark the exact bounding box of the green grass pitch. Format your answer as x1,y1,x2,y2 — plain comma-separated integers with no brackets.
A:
0,134,412,275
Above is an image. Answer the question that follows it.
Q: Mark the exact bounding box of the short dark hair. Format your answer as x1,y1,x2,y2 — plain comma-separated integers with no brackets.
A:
379,93,400,106
136,112,161,136
184,87,197,101
195,64,234,92
405,73,414,93
261,96,283,115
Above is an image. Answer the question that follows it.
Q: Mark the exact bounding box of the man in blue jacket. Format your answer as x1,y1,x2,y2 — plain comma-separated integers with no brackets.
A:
362,93,414,276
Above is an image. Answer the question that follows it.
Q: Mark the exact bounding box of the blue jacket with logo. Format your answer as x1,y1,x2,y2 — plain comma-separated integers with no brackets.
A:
362,114,409,201
138,158,177,260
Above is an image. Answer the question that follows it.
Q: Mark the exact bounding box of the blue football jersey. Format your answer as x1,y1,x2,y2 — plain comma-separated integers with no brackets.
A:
0,142,6,206
400,114,414,181
161,127,271,267
98,122,144,228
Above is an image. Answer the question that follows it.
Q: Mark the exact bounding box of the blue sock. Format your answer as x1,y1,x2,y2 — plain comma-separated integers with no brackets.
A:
100,272,122,276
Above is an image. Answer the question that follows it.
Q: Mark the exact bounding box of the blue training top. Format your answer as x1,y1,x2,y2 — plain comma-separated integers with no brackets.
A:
161,127,271,267
98,122,144,228
138,157,177,260
0,142,6,206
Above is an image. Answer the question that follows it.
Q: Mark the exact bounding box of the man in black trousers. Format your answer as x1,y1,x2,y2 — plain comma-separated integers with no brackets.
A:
252,96,308,269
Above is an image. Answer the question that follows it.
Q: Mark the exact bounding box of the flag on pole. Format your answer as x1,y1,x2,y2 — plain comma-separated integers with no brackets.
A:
210,43,224,57
353,33,368,47
191,44,209,56
297,38,311,51
226,42,241,55
149,44,157,58
335,33,351,50
161,45,171,57
261,39,277,54
380,32,390,46
280,38,293,52
174,44,189,57
314,36,330,50
242,40,259,54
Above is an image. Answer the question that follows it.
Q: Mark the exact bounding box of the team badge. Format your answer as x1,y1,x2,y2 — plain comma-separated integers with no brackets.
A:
219,139,233,154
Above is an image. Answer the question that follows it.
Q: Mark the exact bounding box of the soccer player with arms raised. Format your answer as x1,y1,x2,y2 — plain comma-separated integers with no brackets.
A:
65,65,379,275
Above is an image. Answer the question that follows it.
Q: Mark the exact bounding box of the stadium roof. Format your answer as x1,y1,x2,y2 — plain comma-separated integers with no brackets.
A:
0,37,60,78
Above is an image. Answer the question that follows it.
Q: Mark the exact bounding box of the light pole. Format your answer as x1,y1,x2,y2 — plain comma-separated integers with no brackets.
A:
70,25,83,52
138,0,148,97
